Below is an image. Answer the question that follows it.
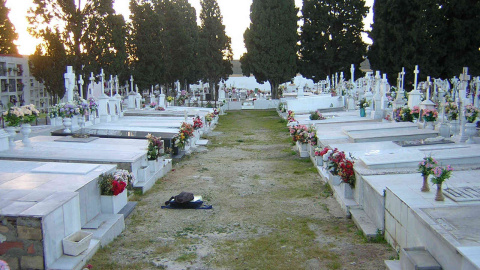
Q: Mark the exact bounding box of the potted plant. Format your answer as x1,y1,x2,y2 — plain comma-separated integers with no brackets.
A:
358,98,369,117
418,156,437,192
19,104,39,147
431,165,453,201
98,173,128,214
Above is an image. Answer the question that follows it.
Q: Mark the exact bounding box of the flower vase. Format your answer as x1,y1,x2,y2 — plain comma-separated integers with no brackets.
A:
20,123,32,147
435,183,445,201
360,108,366,117
315,156,323,166
424,120,434,130
78,115,86,129
421,175,430,192
100,189,128,214
449,120,459,136
63,117,72,133
5,126,17,149
465,123,477,144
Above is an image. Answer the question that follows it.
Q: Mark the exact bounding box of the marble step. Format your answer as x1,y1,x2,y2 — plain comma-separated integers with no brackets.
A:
342,122,419,135
385,260,401,270
82,213,125,247
400,247,442,270
347,129,439,143
49,239,100,270
349,208,379,239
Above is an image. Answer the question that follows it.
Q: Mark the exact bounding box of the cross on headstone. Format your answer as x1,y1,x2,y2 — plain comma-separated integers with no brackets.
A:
78,75,84,99
100,69,105,96
425,76,431,101
413,65,419,92
400,67,406,91
89,72,95,97
350,64,355,84
459,67,471,101
114,75,119,96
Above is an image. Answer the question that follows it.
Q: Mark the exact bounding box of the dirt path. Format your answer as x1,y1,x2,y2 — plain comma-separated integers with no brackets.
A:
89,110,396,270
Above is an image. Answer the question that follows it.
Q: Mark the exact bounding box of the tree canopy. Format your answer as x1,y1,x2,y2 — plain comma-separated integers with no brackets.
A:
198,0,233,100
368,0,480,85
0,0,18,55
240,0,298,99
28,0,127,97
299,0,368,82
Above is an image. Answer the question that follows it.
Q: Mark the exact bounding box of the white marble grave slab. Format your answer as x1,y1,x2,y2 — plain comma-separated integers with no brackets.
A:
31,163,100,175
347,129,439,143
342,122,418,134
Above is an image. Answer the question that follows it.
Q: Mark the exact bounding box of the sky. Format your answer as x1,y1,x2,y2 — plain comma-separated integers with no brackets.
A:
6,0,374,60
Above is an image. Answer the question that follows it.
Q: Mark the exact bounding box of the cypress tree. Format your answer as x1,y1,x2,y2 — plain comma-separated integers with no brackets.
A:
299,0,368,82
198,0,233,101
241,0,298,99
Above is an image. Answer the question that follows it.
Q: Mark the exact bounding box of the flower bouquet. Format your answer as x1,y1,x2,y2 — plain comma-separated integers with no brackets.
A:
411,106,420,119
287,110,296,123
77,99,89,116
288,125,309,144
307,126,317,146
3,106,23,127
146,133,164,160
166,96,174,103
465,104,479,123
418,157,437,192
431,165,453,201
422,108,438,122
175,122,194,149
88,97,98,113
193,116,203,130
309,110,326,120
156,107,165,111
149,102,157,108
60,103,80,118
338,157,356,187
113,169,135,190
444,102,458,121
98,173,127,196
205,113,214,123
20,104,40,124
358,98,370,109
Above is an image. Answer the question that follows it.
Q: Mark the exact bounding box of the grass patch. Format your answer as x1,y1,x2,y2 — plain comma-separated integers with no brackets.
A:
176,252,197,262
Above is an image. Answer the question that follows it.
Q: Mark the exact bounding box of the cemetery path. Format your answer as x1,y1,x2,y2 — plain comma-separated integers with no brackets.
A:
89,110,396,270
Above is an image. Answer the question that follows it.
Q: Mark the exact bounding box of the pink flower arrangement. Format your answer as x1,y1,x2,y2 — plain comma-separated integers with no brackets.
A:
422,108,438,121
431,165,453,184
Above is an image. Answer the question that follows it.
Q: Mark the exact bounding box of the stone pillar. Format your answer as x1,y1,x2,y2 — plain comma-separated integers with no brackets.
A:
98,94,111,123
159,93,166,108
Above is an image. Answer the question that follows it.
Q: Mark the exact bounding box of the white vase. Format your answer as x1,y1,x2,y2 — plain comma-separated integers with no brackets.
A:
20,123,32,147
5,126,17,149
449,120,459,136
315,156,323,166
340,183,354,199
100,189,127,214
63,117,72,133
465,122,477,144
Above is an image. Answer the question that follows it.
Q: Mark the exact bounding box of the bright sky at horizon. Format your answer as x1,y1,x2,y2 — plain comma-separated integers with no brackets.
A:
6,0,374,60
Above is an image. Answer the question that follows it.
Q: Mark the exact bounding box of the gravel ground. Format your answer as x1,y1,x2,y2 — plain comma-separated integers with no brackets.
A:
87,110,396,270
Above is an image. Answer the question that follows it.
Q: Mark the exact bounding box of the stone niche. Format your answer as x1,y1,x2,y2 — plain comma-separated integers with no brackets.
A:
0,216,45,270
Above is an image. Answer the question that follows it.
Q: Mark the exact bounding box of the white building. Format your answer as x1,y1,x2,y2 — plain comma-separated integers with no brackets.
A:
0,55,51,112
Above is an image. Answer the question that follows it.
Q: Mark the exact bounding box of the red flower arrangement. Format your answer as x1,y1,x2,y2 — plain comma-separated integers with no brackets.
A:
193,116,203,130
98,173,127,196
287,110,296,123
338,159,356,187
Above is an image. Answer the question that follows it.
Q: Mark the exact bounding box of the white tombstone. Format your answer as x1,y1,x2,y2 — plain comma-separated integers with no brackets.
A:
458,67,471,143
408,65,422,109
64,66,76,103
135,85,142,109
128,76,136,109
372,71,384,119
380,74,389,109
297,84,304,98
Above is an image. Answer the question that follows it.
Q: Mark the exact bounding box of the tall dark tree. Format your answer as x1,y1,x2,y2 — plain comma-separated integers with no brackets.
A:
28,0,127,96
198,0,233,101
368,0,480,84
29,29,67,102
240,0,298,99
157,0,199,96
299,0,368,82
0,0,18,55
128,0,163,90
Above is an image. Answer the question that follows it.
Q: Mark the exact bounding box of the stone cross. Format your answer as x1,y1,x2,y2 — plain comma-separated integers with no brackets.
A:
130,75,135,94
64,66,75,102
100,69,105,96
413,65,419,92
400,68,405,92
459,67,470,101
114,76,119,96
89,72,95,97
350,64,355,84
78,75,84,99
425,76,431,101
109,75,113,97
